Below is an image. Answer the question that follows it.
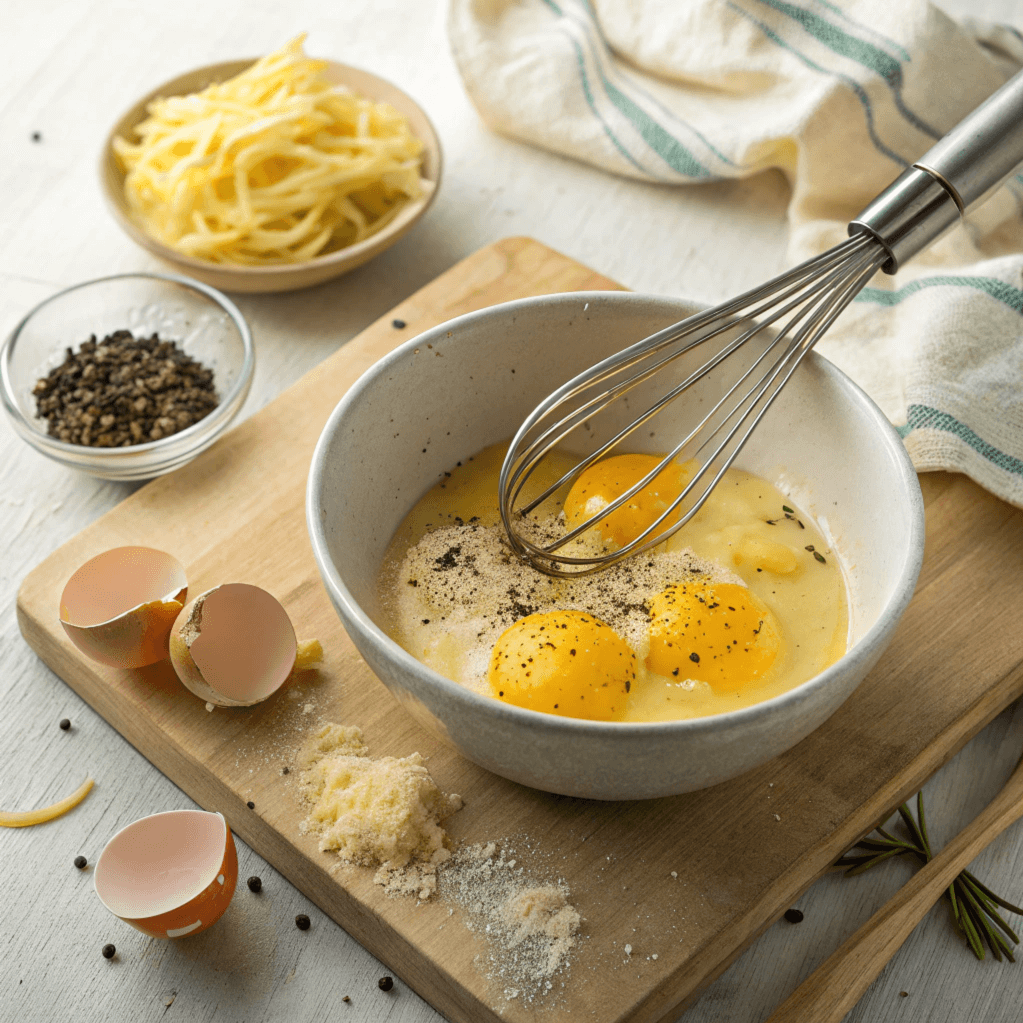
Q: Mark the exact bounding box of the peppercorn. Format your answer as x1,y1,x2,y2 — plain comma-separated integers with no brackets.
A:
246,801,254,809
102,944,116,959
74,855,87,869
59,718,71,731
295,914,310,931
247,876,262,893
32,330,218,448
378,976,394,991
784,908,804,924
392,319,407,329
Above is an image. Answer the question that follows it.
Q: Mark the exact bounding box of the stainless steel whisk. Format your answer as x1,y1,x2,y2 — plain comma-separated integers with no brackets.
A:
500,71,1023,577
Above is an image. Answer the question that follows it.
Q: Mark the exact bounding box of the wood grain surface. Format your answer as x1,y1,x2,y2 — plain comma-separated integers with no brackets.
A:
766,751,1023,1023
15,238,1023,1023
4,3,1023,1022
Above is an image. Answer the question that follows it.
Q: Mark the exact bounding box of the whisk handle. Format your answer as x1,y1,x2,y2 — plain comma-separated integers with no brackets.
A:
850,68,1023,273
915,67,1023,211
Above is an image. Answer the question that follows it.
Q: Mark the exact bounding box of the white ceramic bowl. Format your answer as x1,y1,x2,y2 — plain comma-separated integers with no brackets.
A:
307,292,925,800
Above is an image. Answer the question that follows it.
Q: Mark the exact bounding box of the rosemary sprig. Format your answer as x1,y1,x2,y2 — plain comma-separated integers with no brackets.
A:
836,790,1023,961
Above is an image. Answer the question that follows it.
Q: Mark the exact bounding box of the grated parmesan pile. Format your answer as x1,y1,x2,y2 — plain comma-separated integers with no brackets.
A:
298,723,463,900
295,723,585,1001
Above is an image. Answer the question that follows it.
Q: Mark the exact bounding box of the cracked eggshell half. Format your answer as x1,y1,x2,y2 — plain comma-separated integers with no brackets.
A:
59,547,187,668
94,809,237,939
169,583,298,707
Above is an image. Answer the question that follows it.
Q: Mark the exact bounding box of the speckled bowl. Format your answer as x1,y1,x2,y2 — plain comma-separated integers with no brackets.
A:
307,292,925,800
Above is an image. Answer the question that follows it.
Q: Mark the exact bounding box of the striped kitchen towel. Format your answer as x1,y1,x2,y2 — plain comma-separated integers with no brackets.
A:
448,0,1023,507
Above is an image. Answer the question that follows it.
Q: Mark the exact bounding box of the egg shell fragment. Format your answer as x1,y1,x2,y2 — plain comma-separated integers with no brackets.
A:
94,809,237,939
59,547,187,668
170,583,298,707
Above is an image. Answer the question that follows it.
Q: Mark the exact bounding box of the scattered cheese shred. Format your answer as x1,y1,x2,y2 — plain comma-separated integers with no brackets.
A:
0,777,94,828
293,639,323,671
114,35,428,265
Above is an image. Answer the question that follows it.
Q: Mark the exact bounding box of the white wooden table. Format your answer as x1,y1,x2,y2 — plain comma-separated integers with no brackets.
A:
2,2,1022,1021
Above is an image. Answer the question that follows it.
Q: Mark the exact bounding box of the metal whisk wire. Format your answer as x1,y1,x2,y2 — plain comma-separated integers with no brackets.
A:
500,71,1023,577
499,235,888,576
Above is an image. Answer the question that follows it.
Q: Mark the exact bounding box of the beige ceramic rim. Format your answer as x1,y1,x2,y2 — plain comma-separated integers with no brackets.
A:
99,59,443,294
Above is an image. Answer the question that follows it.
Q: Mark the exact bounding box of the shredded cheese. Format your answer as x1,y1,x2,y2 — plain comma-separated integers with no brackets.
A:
114,36,428,265
0,777,94,828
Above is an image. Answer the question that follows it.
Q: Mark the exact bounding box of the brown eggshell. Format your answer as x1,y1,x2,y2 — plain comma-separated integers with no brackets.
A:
169,584,297,707
59,547,187,668
94,809,237,939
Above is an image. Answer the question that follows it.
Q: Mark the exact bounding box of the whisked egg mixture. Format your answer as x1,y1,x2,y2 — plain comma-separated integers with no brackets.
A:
379,443,847,722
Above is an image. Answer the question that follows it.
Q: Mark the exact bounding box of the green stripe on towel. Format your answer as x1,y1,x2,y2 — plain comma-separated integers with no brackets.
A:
727,1,909,166
576,0,735,169
813,0,911,62
901,405,1023,478
759,0,902,82
599,78,711,178
541,0,652,177
755,0,939,137
857,276,1023,314
550,0,711,178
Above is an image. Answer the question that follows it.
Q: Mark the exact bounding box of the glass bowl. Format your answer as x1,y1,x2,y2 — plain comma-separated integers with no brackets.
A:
1,273,253,480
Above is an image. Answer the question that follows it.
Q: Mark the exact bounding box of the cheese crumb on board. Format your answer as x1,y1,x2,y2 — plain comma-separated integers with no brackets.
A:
294,639,323,671
298,723,463,899
295,725,581,999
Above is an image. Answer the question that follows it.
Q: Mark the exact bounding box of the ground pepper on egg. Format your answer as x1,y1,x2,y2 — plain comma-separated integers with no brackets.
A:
382,441,847,723
645,581,781,692
488,610,637,721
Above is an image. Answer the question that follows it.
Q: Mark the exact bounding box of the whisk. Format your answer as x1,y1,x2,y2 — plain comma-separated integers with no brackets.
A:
500,71,1023,577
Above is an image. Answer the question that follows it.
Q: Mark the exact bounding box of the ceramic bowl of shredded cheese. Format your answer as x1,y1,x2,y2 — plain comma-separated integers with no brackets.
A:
307,291,926,800
100,38,441,293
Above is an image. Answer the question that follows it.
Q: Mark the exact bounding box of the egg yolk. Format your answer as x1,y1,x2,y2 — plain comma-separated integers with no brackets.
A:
563,453,687,548
646,582,780,693
488,610,636,721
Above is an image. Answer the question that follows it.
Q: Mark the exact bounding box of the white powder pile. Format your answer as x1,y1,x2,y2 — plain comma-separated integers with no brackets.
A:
392,520,736,688
438,841,581,1002
298,723,463,899
500,886,581,977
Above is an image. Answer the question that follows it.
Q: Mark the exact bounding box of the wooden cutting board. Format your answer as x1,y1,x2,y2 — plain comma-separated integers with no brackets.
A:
17,237,1023,1023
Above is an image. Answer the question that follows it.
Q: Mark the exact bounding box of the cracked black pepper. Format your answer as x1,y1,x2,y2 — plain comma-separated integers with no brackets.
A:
33,330,218,447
